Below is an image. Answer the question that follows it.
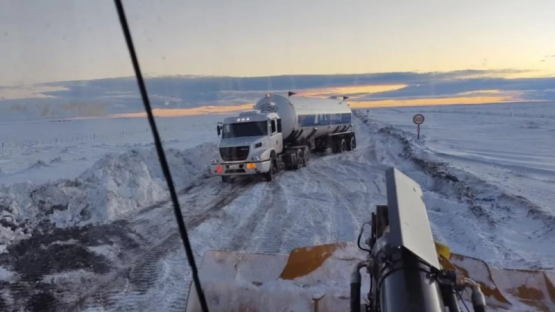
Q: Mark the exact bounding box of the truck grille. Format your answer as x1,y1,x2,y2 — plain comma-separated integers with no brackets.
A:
220,146,250,161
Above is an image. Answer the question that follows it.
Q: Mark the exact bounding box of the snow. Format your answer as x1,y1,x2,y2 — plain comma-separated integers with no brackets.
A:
0,114,227,185
361,114,555,270
368,102,555,215
185,243,369,312
0,141,218,248
0,266,15,281
0,101,553,312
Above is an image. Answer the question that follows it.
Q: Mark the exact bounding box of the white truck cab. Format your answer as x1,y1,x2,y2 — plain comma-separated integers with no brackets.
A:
211,93,355,182
211,110,281,182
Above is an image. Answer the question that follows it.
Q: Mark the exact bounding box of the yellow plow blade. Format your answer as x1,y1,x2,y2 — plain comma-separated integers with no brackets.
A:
441,253,555,312
186,242,554,312
186,243,368,312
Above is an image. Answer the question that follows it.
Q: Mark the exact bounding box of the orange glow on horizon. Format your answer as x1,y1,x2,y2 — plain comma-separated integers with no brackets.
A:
108,104,254,118
299,84,407,98
458,89,501,95
70,89,546,121
349,95,538,108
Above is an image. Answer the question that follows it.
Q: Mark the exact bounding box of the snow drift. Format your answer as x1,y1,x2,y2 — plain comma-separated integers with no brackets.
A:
354,110,555,269
0,142,218,249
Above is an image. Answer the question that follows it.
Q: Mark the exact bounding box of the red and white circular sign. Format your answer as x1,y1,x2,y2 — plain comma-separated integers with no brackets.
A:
413,114,425,125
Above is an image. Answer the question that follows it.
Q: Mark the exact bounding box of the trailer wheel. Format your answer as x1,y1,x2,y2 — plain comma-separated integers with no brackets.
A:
294,149,303,169
332,139,340,154
347,136,356,151
302,147,310,166
339,138,347,153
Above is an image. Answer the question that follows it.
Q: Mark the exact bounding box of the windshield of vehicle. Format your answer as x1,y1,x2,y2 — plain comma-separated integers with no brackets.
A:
222,121,267,138
2,1,555,312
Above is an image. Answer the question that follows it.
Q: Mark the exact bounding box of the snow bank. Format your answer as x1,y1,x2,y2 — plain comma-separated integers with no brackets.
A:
0,142,217,248
354,110,555,269
27,160,50,170
0,266,14,281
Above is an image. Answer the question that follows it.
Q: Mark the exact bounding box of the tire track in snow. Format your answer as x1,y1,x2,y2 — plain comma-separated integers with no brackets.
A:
230,147,387,255
276,166,337,247
225,182,289,253
318,160,385,239
72,177,256,311
224,182,276,251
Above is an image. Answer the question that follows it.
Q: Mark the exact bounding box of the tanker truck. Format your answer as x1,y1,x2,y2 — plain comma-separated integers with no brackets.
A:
210,93,356,182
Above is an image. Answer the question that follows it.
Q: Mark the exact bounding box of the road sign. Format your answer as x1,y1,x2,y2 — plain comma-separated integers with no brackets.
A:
413,114,425,140
413,114,425,125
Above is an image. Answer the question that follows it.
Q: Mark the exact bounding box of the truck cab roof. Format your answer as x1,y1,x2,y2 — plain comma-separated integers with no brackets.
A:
223,110,278,124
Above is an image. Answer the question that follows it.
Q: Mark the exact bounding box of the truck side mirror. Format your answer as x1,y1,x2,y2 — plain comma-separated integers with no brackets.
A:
217,122,223,136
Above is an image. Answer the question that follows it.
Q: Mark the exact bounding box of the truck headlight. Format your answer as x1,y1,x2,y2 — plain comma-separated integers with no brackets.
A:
252,156,260,161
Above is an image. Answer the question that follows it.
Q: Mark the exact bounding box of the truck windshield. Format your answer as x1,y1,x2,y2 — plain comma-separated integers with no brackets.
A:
222,121,268,138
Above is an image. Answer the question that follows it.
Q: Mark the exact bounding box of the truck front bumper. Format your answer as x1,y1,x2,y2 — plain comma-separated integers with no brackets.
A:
211,160,272,176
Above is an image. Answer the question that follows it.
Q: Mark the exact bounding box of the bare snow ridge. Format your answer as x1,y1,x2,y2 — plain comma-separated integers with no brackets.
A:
0,142,217,249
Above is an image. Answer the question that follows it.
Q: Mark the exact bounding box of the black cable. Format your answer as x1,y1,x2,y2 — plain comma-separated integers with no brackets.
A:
376,266,434,292
456,290,470,312
357,222,372,252
112,1,210,312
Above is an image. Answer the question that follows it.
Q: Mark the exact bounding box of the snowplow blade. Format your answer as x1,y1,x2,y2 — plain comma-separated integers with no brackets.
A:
186,242,555,312
440,253,555,312
185,242,367,312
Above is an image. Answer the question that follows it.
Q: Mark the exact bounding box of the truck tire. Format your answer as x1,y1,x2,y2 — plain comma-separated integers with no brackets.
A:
294,149,303,169
347,136,356,151
339,138,347,153
264,155,275,181
332,139,340,154
302,147,310,166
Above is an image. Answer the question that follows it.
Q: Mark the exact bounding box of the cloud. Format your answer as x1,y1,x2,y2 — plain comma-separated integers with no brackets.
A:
39,68,532,98
354,76,555,102
0,69,552,120
0,85,68,100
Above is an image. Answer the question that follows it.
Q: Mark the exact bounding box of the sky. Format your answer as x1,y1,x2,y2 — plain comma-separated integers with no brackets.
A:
1,0,554,118
2,0,555,85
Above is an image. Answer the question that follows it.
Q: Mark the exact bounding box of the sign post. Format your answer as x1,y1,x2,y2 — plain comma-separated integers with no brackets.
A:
413,114,425,140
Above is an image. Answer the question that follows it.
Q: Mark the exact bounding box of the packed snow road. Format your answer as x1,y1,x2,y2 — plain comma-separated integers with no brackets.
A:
72,116,389,311
1,111,554,311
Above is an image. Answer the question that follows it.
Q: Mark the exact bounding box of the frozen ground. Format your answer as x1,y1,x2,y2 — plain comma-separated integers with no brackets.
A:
0,102,553,311
369,101,555,214
0,114,227,185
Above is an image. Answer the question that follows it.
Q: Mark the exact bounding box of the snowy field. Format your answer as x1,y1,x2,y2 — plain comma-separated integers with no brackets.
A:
370,101,555,215
0,115,228,185
0,102,554,311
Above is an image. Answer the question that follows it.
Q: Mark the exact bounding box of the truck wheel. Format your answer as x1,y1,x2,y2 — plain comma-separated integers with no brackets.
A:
222,176,231,183
302,147,310,166
294,149,303,169
339,138,347,153
264,156,275,181
347,136,356,151
332,139,340,154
